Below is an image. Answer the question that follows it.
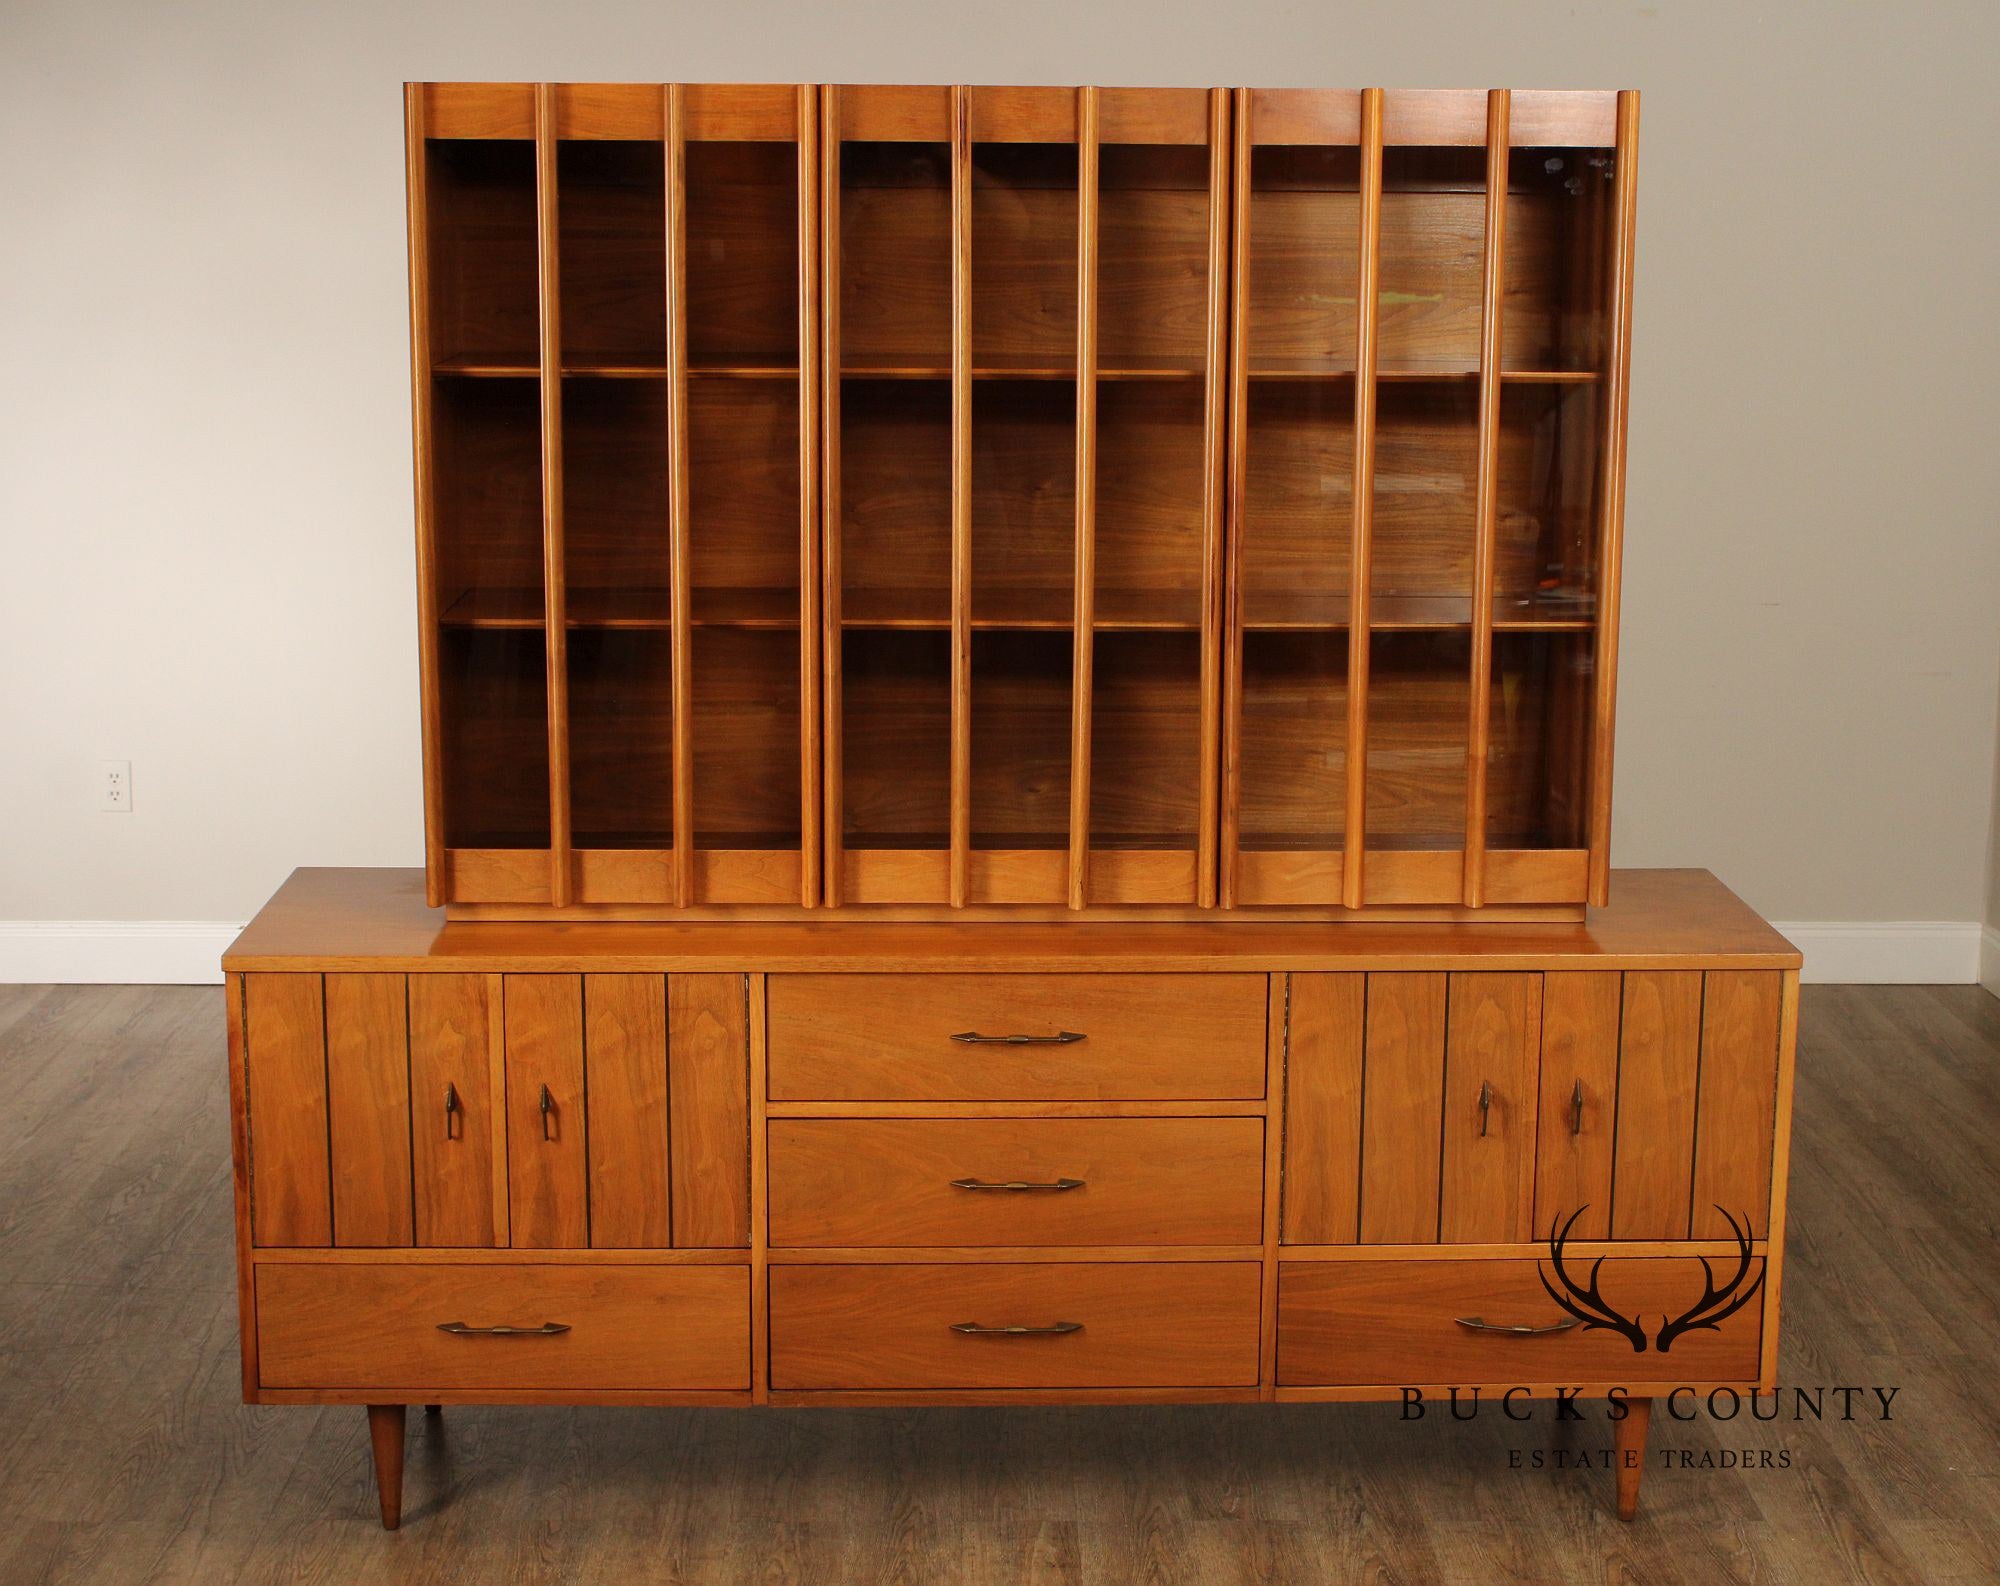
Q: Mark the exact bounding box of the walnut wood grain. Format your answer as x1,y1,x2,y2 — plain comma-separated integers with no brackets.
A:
770,1261,1261,1389
767,1116,1263,1247
257,1260,750,1390
1532,970,1619,1240
1278,973,1364,1244
1692,969,1782,1238
582,975,670,1248
1358,972,1446,1243
766,972,1268,1100
244,973,331,1247
1277,1256,1760,1385
503,974,588,1247
324,973,415,1248
1611,969,1701,1239
408,972,497,1247
669,973,751,1248
1438,971,1541,1242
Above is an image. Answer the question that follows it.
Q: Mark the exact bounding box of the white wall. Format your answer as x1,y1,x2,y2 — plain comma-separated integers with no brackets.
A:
4,0,1998,972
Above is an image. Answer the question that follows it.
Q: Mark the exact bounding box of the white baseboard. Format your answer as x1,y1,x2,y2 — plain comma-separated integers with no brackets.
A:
0,921,243,985
0,918,1988,989
1773,920,1985,986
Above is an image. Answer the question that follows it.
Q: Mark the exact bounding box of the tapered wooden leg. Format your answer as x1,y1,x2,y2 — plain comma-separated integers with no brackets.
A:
367,1404,407,1530
1614,1396,1653,1520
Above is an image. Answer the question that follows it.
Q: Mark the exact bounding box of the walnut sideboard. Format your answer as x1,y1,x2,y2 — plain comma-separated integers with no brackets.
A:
223,866,1799,1527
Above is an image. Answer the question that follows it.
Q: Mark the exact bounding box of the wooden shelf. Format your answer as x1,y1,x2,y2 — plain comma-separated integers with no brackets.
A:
441,587,802,630
1241,591,1596,631
840,358,1205,382
434,355,800,380
841,586,1204,631
1245,357,1599,383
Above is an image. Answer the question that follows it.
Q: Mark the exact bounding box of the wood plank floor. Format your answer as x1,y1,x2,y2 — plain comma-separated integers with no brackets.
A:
1,982,1996,1585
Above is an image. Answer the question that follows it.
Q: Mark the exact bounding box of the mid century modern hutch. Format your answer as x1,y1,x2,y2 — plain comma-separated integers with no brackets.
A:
223,81,1804,1531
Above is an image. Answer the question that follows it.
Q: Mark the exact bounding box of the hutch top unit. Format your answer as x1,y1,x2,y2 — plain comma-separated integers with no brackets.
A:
405,84,1637,917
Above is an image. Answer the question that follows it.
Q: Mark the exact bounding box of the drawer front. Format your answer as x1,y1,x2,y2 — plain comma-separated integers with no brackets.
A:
771,1262,1262,1389
256,1262,750,1391
1278,1258,1763,1386
766,974,1268,1101
768,1117,1265,1247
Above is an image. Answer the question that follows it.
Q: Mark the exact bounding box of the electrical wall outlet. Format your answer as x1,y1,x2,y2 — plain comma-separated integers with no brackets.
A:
99,759,132,813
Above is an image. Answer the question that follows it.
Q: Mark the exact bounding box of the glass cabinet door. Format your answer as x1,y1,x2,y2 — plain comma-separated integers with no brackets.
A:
825,85,1227,908
412,89,551,904
1223,88,1633,909
410,83,818,908
823,84,956,902
1223,88,1366,905
1483,91,1633,906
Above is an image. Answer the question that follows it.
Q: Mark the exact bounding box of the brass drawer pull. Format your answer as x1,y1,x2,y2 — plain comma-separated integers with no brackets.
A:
443,1081,460,1140
436,1321,572,1338
539,1083,556,1141
950,1321,1083,1337
950,1177,1085,1193
1453,1315,1581,1337
950,1031,1086,1046
1570,1078,1585,1136
1478,1080,1493,1137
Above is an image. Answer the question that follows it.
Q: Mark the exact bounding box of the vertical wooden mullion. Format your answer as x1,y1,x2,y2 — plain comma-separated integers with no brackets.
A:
819,88,845,906
797,86,823,907
1199,87,1233,910
1066,87,1100,910
1463,90,1510,906
948,85,973,907
1587,91,1640,906
1218,89,1253,909
664,85,695,908
534,84,573,906
1341,90,1384,909
404,87,446,908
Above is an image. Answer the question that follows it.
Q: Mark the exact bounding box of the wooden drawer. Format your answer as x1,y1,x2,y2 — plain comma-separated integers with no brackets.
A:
771,1262,1261,1389
767,1117,1265,1247
256,1261,750,1391
766,974,1268,1100
1278,1258,1763,1386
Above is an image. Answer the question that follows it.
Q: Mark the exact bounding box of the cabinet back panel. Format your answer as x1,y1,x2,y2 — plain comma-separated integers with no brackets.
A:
561,382,669,591
839,631,950,845
1363,632,1470,846
439,629,550,849
686,141,800,365
1098,146,1211,364
971,145,1080,363
426,139,538,364
555,140,666,363
970,631,1073,844
1095,384,1206,598
568,629,673,847
689,380,803,592
839,143,952,362
1238,632,1348,847
972,382,1077,603
839,380,952,603
1089,634,1203,844
691,629,803,841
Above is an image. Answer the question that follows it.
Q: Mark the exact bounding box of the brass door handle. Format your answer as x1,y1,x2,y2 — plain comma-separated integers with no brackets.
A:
1570,1078,1585,1137
950,1321,1083,1336
950,1031,1086,1046
1478,1080,1493,1137
437,1321,572,1338
1453,1315,1581,1337
443,1081,460,1140
950,1177,1085,1193
539,1083,556,1141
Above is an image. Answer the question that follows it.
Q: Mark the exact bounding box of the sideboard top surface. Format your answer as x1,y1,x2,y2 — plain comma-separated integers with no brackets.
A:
224,869,1800,973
